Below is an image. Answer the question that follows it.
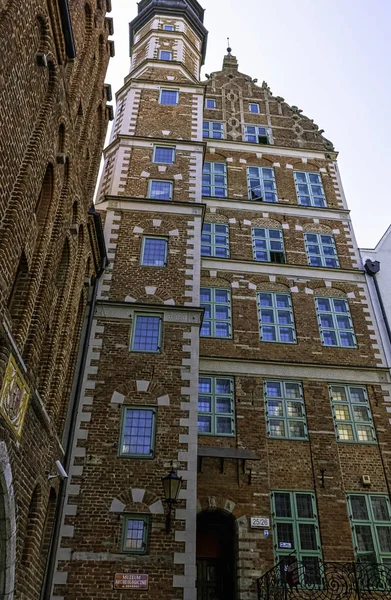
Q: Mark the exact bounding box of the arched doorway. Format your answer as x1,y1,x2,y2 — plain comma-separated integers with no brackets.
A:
196,511,236,600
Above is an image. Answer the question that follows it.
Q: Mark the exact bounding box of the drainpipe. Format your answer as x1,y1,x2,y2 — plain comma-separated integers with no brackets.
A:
40,212,107,599
364,259,391,347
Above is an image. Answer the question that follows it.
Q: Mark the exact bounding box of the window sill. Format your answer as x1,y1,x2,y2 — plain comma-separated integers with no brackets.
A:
200,335,232,340
268,436,309,441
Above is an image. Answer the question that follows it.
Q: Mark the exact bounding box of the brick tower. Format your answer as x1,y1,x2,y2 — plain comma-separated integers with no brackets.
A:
54,2,391,600
0,1,113,598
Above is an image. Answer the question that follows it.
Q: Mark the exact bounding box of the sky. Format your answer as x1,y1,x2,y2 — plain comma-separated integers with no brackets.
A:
103,0,391,248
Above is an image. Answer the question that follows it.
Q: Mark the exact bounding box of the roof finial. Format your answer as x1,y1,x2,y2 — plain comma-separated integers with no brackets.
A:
227,38,232,55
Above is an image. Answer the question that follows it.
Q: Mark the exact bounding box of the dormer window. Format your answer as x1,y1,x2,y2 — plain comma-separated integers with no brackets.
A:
205,98,217,109
244,125,270,144
159,50,172,61
163,24,175,31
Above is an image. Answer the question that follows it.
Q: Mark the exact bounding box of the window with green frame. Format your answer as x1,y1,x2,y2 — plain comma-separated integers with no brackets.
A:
122,514,150,554
348,494,391,573
257,292,296,343
201,223,230,258
131,314,162,352
252,227,285,263
119,407,156,457
265,381,308,440
198,376,235,435
200,288,231,338
315,297,357,348
329,385,375,443
272,491,322,586
203,121,224,139
202,162,227,198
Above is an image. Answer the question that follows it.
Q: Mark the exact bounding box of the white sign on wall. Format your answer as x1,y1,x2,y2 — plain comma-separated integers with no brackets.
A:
250,517,270,529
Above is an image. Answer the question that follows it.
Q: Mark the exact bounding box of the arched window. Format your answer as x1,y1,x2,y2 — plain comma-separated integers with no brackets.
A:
58,123,65,155
22,486,42,565
40,488,57,559
8,252,29,324
55,239,70,292
35,164,54,231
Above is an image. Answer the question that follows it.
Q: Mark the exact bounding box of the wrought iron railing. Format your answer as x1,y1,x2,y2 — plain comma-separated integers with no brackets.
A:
257,557,391,599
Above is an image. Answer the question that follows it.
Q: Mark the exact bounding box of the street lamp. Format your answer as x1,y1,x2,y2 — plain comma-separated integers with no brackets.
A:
162,464,182,533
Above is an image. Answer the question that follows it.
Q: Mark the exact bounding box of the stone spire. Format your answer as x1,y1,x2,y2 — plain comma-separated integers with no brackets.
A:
222,42,238,71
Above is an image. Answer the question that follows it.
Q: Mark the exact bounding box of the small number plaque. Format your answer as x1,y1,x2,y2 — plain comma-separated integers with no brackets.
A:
250,516,270,528
279,542,292,549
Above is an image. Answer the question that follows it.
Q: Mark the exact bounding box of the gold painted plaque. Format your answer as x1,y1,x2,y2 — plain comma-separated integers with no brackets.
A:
0,354,30,438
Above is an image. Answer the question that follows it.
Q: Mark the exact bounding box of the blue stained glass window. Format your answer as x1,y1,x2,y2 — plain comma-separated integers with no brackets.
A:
160,90,179,105
201,223,230,258
202,162,227,197
159,50,172,60
200,288,231,338
141,237,168,267
153,146,175,164
122,515,150,553
252,227,285,263
198,376,234,435
315,297,356,348
257,293,296,343
131,315,162,352
120,408,156,456
247,166,278,202
304,233,339,268
149,180,173,200
203,121,224,139
294,171,326,207
205,98,217,109
244,124,270,144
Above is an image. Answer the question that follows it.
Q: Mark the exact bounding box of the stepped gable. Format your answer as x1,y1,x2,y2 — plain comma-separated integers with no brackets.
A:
203,52,335,152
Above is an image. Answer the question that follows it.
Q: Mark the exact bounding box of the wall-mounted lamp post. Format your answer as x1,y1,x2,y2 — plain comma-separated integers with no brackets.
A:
162,464,182,533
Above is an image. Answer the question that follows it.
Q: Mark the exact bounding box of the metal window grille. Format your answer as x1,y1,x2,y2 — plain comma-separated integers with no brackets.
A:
200,288,231,338
304,232,339,268
257,292,296,343
131,315,162,352
247,166,277,202
120,408,156,456
315,297,356,348
149,180,173,200
244,124,270,144
160,89,179,105
294,171,326,207
202,162,227,198
153,146,175,164
265,381,308,440
252,227,285,263
201,223,230,258
141,237,168,267
330,385,375,442
198,376,235,435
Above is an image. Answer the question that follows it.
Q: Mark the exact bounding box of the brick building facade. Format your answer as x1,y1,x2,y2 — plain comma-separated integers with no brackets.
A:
0,1,113,598
52,1,391,599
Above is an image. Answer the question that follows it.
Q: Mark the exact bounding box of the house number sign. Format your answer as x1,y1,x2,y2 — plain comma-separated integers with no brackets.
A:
250,516,270,528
